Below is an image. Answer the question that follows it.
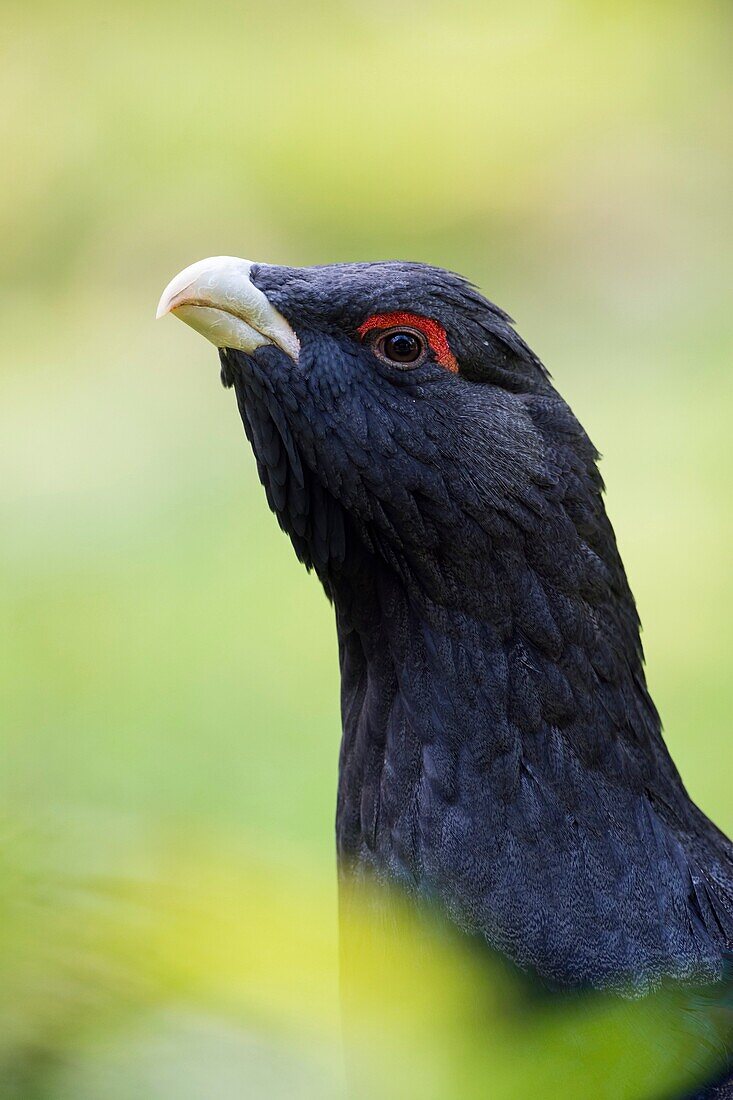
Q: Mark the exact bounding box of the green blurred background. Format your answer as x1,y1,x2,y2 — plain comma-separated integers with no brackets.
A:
1,1,731,1096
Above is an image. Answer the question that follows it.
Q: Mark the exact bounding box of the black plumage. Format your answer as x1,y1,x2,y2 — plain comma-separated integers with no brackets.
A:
182,259,732,1089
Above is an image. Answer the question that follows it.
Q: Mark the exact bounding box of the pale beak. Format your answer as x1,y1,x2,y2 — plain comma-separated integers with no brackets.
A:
156,255,300,361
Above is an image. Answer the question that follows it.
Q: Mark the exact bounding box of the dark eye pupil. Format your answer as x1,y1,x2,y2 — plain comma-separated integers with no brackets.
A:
383,331,421,363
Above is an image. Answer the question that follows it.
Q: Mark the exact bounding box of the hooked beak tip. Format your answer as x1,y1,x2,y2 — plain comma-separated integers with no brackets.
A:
155,297,171,320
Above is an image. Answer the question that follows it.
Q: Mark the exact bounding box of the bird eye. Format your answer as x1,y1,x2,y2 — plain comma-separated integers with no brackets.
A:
374,328,426,367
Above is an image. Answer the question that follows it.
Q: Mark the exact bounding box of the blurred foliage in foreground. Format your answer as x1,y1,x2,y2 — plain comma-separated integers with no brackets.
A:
0,832,730,1100
1,0,731,1095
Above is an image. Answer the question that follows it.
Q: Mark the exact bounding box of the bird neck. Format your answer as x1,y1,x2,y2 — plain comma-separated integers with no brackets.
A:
333,564,733,990
229,360,732,986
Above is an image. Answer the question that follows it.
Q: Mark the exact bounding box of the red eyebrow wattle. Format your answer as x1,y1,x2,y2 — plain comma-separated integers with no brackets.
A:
357,311,458,373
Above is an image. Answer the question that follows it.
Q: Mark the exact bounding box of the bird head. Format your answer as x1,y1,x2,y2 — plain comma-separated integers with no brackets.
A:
157,256,603,622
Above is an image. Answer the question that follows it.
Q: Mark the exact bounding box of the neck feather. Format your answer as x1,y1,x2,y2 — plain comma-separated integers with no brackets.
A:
333,564,733,991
